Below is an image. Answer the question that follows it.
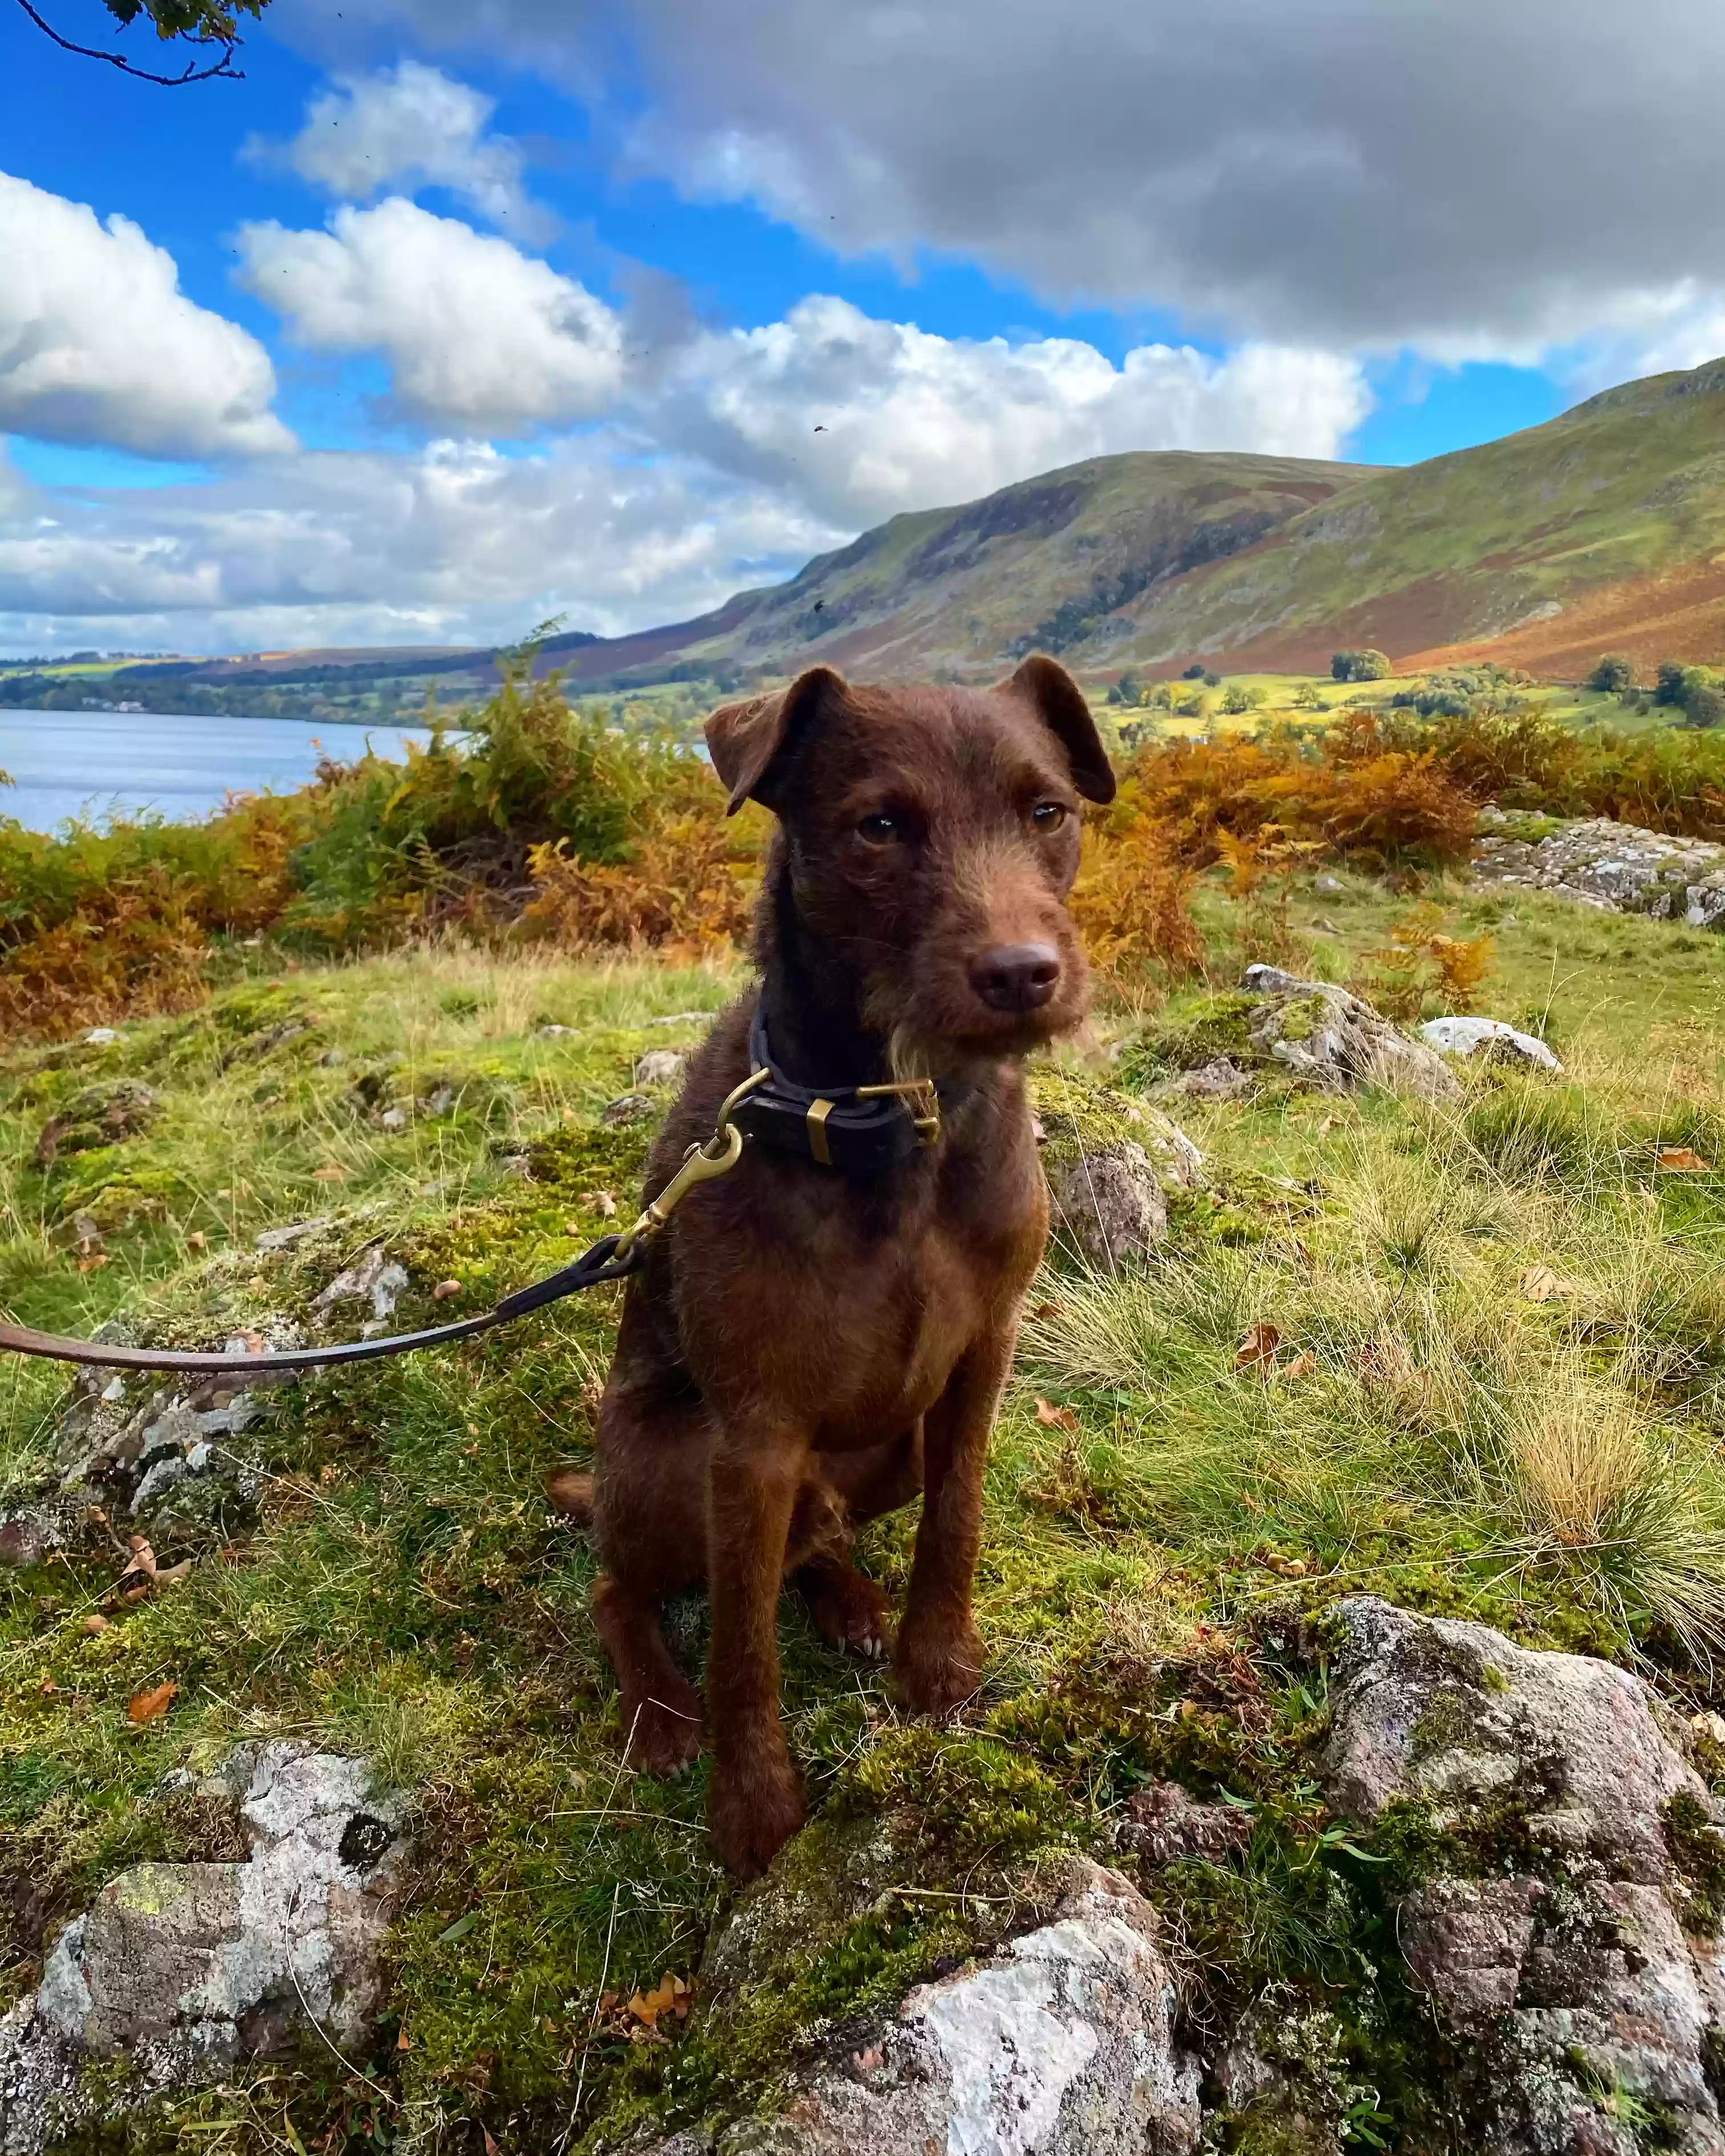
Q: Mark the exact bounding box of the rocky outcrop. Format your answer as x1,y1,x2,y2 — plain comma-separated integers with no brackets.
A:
639,1860,1200,2156
1473,807,1725,926
0,1744,407,2156
1322,1596,1725,2154
1421,1015,1564,1070
1030,1068,1203,1268
1122,970,1461,1103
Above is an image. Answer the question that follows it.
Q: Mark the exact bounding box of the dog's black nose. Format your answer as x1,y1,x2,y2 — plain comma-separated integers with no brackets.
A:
969,942,1062,1013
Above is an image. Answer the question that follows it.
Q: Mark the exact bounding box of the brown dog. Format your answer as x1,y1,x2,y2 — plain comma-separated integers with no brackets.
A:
554,654,1115,1879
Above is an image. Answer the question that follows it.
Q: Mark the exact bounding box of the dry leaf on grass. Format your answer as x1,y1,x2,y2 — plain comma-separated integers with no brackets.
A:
1234,1322,1281,1372
432,1279,463,1301
1278,1351,1318,1381
1520,1264,1576,1303
1030,1300,1063,1321
312,1163,348,1183
626,1972,691,2035
1257,1550,1309,1578
1034,1398,1079,1431
127,1681,178,1724
1359,1336,1419,1388
1657,1146,1712,1173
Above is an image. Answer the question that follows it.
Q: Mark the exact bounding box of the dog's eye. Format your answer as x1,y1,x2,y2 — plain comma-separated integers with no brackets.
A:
856,812,901,845
1030,801,1068,832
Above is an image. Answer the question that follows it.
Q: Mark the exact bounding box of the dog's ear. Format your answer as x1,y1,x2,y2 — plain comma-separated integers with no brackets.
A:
704,666,850,816
1004,653,1117,804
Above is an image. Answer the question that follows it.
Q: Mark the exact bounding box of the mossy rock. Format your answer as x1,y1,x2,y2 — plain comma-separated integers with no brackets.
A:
1028,1064,1203,1189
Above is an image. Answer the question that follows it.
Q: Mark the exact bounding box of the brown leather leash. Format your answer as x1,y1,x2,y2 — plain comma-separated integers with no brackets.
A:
0,1068,774,1380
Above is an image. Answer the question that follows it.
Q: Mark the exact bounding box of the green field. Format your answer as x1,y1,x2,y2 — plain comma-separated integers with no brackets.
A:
9,869,1725,2147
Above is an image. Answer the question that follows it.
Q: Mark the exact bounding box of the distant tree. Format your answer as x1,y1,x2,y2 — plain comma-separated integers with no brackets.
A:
1181,662,1208,680
1202,671,1221,688
1585,652,1637,694
1655,660,1689,707
1104,684,1123,706
1332,650,1392,682
1291,679,1325,710
1684,682,1725,730
1109,670,1141,707
11,0,266,82
1219,684,1252,714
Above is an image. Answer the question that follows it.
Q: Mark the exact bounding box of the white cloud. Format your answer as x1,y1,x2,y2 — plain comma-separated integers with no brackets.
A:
255,61,552,240
0,432,841,653
336,0,1725,380
0,172,292,462
655,298,1370,523
238,198,626,431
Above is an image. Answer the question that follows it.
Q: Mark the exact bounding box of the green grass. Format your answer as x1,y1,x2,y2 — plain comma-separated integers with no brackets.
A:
8,885,1725,2148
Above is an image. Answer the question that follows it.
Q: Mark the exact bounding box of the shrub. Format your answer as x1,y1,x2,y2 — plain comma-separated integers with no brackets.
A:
1586,653,1637,694
1684,683,1725,732
1068,814,1205,982
1332,649,1393,683
1656,660,1690,707
1219,684,1252,715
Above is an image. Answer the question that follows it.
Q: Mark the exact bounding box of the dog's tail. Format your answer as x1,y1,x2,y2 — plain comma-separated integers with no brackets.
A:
545,1467,595,1523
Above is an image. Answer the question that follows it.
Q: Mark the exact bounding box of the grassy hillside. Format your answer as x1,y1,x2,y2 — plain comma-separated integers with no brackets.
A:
552,449,1375,686
11,881,1725,2147
1084,359,1725,678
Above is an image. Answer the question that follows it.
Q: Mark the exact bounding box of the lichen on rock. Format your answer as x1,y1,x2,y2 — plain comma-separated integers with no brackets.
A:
0,1744,407,2156
1029,1066,1202,1269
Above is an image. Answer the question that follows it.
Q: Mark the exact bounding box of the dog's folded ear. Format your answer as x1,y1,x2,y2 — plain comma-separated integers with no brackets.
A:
705,666,851,816
1004,653,1118,804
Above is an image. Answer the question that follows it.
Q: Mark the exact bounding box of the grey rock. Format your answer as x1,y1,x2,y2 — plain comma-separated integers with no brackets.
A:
651,1010,710,1028
378,1105,409,1131
603,1092,658,1127
1421,1015,1564,1071
1322,1596,1725,2153
421,1083,456,1117
1117,1780,1252,1869
634,1048,690,1089
1241,967,1462,1100
657,1861,1200,2156
82,1028,120,1047
1155,1056,1253,1101
1046,1142,1168,1267
1313,874,1346,895
537,1023,578,1038
1323,1596,1702,1879
313,1246,408,1323
1473,808,1725,928
0,1744,406,2155
254,1215,334,1253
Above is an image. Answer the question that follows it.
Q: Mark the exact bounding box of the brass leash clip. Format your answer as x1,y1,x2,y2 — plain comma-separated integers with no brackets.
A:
612,1065,770,1263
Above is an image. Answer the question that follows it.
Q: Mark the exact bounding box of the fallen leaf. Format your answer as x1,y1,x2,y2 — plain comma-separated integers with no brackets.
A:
39,1673,58,1694
1034,1397,1078,1431
80,1614,110,1635
312,1163,349,1183
432,1279,463,1301
154,1560,193,1587
127,1680,177,1724
1258,1551,1309,1578
120,1537,157,1583
1234,1322,1281,1372
1359,1337,1419,1388
1278,1351,1318,1381
1692,1711,1725,1748
396,2028,413,2052
483,2131,500,2156
1520,1264,1573,1303
1029,1300,1063,1321
626,1972,691,2033
77,1254,110,1274
1658,1146,1712,1173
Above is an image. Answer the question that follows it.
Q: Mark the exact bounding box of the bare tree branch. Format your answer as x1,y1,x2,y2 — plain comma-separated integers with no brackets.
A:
10,0,245,82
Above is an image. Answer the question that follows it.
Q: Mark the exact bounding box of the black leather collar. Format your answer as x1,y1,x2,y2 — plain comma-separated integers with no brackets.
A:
730,1007,967,1174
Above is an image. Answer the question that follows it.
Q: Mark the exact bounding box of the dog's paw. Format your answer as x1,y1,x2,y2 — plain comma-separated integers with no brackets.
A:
894,1619,984,1720
709,1758,805,1881
621,1689,706,1777
805,1561,895,1663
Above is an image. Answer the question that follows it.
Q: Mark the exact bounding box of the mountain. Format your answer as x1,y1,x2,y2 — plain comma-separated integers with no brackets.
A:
94,356,1725,702
545,449,1376,687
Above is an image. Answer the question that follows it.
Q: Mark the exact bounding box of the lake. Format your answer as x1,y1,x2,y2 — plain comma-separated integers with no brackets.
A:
0,710,438,834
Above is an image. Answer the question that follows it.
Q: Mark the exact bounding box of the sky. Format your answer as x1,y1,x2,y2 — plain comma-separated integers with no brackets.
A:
2,0,1725,658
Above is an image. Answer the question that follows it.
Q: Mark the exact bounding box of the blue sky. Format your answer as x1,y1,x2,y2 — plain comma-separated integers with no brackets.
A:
1,0,1719,655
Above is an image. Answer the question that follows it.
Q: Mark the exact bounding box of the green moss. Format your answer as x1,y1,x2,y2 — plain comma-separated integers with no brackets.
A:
1662,1791,1725,1936
1114,991,1264,1084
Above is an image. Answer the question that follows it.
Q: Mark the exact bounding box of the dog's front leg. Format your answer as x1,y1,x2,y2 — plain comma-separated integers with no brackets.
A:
705,1421,808,1878
896,1325,1015,1719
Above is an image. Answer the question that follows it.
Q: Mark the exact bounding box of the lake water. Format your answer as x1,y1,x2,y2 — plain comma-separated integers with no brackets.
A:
0,710,437,833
